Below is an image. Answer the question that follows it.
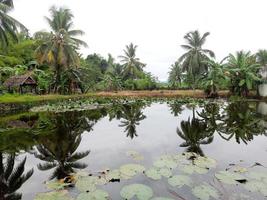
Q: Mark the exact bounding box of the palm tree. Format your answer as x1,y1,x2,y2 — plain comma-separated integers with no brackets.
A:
0,153,33,200
179,30,215,89
176,107,214,156
226,51,261,96
119,103,146,139
35,6,87,93
34,112,93,180
119,43,146,79
0,0,27,47
168,61,183,89
218,101,265,144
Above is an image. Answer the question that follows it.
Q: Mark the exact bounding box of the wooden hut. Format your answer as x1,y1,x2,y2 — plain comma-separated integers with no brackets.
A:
4,74,37,94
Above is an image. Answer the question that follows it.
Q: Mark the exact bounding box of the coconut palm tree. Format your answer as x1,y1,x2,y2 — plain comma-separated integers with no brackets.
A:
35,6,87,93
0,0,27,47
34,112,93,180
119,103,146,139
119,43,146,79
179,30,215,89
176,107,214,156
226,51,261,96
0,153,33,200
168,61,183,89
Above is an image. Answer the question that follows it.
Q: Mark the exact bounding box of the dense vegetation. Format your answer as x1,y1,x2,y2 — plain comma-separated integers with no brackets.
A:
0,1,266,97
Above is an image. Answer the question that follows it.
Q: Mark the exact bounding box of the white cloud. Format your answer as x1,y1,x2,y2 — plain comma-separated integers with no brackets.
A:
11,0,267,81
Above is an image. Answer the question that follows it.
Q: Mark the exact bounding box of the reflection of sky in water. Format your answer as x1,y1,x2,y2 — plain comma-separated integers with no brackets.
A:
10,102,267,199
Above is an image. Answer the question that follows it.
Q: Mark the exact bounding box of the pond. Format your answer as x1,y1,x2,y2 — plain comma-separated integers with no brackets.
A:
0,99,267,200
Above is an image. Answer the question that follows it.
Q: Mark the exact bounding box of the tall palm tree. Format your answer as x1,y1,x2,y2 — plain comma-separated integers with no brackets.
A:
119,103,146,139
168,61,183,89
0,153,33,200
0,0,27,47
34,112,93,180
226,51,261,96
35,6,87,93
179,30,215,89
176,107,214,156
119,43,146,79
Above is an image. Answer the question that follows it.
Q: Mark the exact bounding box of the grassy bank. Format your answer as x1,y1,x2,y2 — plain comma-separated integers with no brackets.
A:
0,89,259,104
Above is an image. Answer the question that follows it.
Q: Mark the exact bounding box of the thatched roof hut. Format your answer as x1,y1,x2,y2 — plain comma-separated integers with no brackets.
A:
4,74,37,94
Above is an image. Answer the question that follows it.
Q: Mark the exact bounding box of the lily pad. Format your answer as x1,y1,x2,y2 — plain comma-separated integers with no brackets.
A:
34,190,73,200
181,164,208,174
192,184,219,200
75,176,98,192
194,156,216,169
76,190,109,200
120,184,153,200
151,198,174,200
244,180,267,196
215,171,246,184
105,169,121,181
46,180,71,190
246,171,267,182
168,175,192,188
120,164,145,178
145,167,172,180
145,168,161,180
153,156,177,169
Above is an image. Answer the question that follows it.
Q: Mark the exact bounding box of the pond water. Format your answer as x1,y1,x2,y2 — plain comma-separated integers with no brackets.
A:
0,99,267,200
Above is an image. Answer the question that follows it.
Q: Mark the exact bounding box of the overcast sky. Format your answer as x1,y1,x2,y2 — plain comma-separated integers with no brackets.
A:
11,0,267,81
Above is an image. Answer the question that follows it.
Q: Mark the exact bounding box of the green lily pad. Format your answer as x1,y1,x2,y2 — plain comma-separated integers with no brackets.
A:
145,168,161,180
244,180,267,196
153,156,177,169
194,156,216,169
215,171,246,184
34,190,73,200
151,198,174,200
247,171,267,182
181,164,208,174
168,175,192,188
145,167,172,180
192,184,219,200
159,168,172,178
120,164,145,178
46,180,71,190
105,169,120,181
75,176,98,192
76,190,109,200
120,184,153,200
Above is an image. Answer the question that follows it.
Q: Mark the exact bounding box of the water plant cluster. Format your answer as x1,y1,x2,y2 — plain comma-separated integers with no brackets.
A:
35,151,267,200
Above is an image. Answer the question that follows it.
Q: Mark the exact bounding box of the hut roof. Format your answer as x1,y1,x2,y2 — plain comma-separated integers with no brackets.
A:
4,74,37,88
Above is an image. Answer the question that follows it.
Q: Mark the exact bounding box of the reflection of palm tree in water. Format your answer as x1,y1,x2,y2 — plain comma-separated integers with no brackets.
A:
0,153,33,200
176,107,214,156
218,102,265,144
34,111,101,180
119,103,146,139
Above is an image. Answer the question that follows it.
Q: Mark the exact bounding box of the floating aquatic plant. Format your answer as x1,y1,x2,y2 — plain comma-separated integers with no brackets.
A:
76,189,109,200
120,184,153,200
168,175,192,188
192,184,219,200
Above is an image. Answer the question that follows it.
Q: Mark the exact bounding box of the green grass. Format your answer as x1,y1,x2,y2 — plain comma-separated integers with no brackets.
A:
0,94,76,103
